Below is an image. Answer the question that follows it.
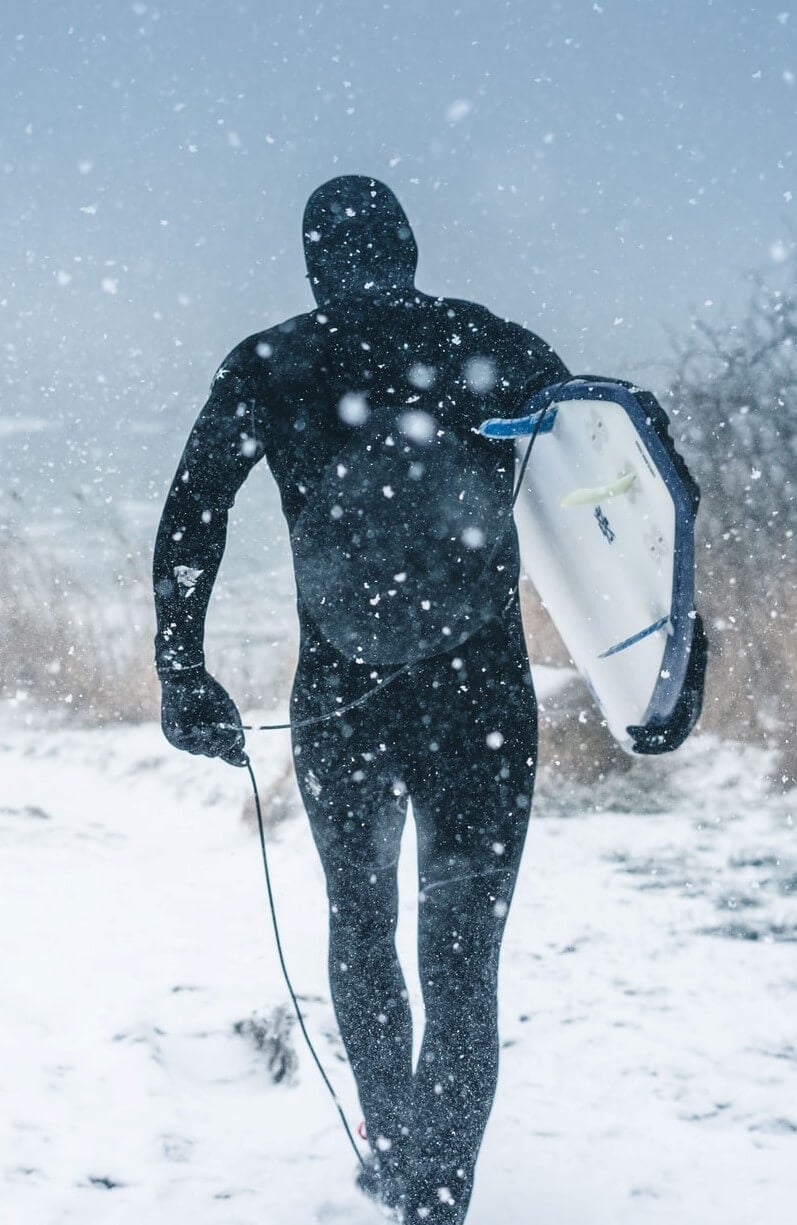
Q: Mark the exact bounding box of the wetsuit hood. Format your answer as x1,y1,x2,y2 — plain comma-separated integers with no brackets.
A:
303,175,418,307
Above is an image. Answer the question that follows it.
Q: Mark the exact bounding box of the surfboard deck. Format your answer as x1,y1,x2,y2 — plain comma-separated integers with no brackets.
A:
480,378,700,753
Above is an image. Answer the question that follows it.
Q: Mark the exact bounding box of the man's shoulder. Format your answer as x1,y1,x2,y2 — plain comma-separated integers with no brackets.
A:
427,295,568,395
424,294,497,332
428,295,553,352
218,311,319,375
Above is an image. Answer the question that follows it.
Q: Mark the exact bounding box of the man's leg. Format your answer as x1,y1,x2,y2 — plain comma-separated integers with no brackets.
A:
293,702,414,1202
401,616,537,1222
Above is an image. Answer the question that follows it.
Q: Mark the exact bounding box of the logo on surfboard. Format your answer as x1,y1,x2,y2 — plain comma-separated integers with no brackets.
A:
594,505,616,544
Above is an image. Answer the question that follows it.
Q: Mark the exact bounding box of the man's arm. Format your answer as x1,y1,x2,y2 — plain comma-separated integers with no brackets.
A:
153,356,265,763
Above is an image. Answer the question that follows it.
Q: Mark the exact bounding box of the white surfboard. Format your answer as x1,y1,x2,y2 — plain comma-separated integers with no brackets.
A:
480,378,700,752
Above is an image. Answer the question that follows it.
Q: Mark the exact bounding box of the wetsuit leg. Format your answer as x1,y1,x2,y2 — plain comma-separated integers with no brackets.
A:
400,614,537,1222
292,675,414,1193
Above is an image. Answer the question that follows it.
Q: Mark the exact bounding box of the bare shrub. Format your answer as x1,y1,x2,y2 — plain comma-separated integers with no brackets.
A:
669,249,797,785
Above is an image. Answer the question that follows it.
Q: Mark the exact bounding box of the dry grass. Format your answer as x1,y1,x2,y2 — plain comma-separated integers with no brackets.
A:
520,535,797,790
240,757,302,828
519,582,635,783
518,577,572,668
4,507,792,791
695,548,797,788
0,531,158,725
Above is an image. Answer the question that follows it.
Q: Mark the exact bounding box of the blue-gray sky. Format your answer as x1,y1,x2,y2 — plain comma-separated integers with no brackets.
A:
2,0,795,507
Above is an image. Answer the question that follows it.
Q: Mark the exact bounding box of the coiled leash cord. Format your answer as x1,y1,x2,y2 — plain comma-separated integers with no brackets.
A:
236,395,554,1167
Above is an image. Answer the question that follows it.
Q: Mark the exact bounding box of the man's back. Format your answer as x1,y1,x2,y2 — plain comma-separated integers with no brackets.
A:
209,291,560,661
217,290,563,527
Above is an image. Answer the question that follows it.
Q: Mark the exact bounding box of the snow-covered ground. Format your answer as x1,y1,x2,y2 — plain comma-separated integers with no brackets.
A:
2,699,796,1225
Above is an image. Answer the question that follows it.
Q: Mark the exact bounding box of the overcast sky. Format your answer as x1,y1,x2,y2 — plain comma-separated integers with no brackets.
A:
2,0,795,508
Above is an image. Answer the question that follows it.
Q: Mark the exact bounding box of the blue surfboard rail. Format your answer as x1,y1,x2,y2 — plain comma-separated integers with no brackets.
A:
480,377,701,742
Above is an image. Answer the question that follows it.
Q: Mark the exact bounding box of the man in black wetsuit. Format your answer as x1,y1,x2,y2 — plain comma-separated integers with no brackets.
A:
153,175,569,1222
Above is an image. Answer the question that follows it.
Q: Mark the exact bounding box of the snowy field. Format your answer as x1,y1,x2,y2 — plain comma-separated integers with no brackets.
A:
2,696,796,1225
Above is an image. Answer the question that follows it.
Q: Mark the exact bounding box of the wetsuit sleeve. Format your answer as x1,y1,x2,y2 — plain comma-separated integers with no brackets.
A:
498,320,570,406
153,362,264,678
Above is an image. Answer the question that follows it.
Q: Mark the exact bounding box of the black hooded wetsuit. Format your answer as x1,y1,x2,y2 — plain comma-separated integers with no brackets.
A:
153,176,568,1223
